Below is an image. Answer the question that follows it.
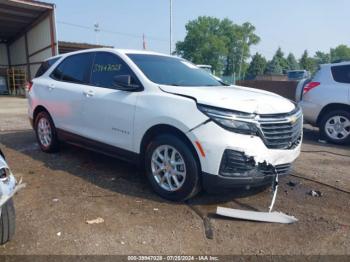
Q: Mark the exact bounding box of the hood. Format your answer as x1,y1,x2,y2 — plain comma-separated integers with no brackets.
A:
159,85,296,114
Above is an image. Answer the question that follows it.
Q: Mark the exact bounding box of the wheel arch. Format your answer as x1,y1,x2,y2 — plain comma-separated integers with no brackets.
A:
33,105,50,123
316,103,350,126
139,124,202,172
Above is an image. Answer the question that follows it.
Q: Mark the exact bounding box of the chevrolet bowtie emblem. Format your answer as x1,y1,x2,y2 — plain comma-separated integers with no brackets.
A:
290,115,297,124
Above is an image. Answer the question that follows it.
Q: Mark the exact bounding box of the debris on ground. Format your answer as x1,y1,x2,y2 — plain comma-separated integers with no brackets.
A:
287,181,297,187
56,232,61,236
52,198,59,202
216,207,298,224
308,190,322,197
121,241,125,245
318,139,327,144
153,208,159,211
86,217,104,224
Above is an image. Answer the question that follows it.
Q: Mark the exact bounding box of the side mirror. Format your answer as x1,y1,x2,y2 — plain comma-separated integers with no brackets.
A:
113,75,141,91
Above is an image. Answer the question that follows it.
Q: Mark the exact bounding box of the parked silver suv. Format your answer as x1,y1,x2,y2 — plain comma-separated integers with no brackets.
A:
296,62,350,144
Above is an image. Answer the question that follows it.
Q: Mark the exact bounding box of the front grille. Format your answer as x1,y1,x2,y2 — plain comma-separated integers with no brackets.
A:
258,108,303,149
259,163,292,176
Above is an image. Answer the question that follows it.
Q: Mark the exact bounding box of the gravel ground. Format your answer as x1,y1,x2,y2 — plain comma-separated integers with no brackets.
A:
0,96,349,255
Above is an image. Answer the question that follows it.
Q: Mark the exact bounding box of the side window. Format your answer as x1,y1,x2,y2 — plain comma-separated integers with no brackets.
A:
51,53,94,84
35,57,60,78
331,65,350,84
90,52,139,89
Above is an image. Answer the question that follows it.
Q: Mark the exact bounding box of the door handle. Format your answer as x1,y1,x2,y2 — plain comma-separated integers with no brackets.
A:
48,83,55,90
83,90,95,97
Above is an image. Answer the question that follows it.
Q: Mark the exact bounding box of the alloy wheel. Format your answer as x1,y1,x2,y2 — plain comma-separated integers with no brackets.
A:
37,117,52,147
151,145,186,192
325,115,350,140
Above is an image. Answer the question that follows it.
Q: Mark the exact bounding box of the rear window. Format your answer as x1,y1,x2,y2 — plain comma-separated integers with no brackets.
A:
50,53,94,84
331,65,350,84
288,71,306,80
35,57,60,78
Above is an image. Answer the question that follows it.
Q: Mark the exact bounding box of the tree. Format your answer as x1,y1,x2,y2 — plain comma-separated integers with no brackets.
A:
314,51,330,65
236,22,260,79
265,57,283,75
330,44,350,62
246,52,267,79
175,16,227,73
273,47,289,71
175,16,260,76
299,50,316,73
286,53,299,70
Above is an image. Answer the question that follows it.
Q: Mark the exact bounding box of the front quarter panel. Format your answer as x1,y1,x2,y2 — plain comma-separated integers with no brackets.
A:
133,90,208,153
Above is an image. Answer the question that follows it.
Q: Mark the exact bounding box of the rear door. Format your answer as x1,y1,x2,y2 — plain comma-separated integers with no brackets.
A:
45,52,94,134
81,51,141,151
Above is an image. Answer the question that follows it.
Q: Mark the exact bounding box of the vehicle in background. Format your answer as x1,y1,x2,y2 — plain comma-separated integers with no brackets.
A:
197,64,223,82
0,149,24,244
28,48,302,201
197,64,213,74
297,62,350,144
287,70,310,81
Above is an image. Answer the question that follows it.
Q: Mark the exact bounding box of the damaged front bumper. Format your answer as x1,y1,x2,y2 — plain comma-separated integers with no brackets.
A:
202,149,292,191
187,121,301,191
0,155,25,214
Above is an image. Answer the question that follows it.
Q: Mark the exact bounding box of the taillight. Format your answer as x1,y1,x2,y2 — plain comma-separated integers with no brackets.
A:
303,81,320,95
26,81,33,92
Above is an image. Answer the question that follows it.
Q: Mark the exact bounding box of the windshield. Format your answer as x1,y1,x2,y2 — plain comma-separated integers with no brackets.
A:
127,54,223,86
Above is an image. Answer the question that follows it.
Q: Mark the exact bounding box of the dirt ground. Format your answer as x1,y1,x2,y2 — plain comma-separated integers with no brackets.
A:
0,96,349,255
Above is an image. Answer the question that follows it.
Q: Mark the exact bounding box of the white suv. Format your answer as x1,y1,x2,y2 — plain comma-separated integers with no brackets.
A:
28,49,302,201
297,62,350,144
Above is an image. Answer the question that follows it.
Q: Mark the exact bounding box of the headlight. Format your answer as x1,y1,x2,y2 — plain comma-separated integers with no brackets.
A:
197,104,258,135
0,167,10,181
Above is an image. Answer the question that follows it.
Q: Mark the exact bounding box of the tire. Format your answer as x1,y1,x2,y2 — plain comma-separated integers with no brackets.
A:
145,134,201,201
35,111,60,153
319,110,350,145
0,199,16,245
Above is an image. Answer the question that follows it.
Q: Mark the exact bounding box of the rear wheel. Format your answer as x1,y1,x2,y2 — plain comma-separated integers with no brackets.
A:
320,110,350,145
0,199,15,245
35,111,60,152
145,135,201,201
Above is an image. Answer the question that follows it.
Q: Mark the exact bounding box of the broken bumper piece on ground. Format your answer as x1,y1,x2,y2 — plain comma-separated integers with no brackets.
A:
216,206,298,224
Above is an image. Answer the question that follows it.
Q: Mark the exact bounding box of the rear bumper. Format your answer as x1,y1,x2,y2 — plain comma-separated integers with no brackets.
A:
299,100,321,125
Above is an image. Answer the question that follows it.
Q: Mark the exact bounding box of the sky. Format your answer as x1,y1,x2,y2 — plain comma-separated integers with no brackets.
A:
54,0,350,60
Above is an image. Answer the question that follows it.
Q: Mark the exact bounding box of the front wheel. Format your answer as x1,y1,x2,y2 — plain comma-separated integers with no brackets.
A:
145,135,201,201
320,110,350,145
0,199,16,245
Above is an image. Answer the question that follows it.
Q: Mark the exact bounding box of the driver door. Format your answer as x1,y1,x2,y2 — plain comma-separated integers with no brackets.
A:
81,52,141,151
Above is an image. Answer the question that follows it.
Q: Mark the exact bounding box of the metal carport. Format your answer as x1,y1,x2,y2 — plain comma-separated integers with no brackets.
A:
0,0,57,94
